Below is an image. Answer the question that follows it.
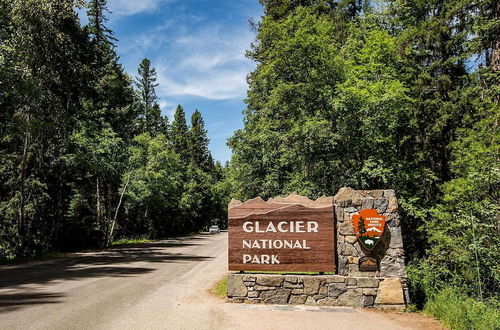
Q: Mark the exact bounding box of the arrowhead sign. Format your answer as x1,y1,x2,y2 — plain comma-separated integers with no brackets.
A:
352,209,386,250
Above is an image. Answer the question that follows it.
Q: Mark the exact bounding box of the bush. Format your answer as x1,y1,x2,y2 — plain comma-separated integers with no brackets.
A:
424,288,500,330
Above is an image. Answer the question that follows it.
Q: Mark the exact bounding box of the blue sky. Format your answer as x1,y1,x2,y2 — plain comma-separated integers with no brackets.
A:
81,0,263,163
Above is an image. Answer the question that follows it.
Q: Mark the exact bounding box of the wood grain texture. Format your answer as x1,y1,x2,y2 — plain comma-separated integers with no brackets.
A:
228,200,335,272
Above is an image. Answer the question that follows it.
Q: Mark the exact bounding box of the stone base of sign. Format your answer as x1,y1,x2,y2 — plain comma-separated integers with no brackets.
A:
334,187,406,278
227,273,407,310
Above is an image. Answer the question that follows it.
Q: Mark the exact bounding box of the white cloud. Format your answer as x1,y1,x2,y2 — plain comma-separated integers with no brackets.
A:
108,0,176,16
122,21,255,101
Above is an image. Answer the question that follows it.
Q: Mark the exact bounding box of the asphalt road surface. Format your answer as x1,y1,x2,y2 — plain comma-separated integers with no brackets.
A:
0,233,442,330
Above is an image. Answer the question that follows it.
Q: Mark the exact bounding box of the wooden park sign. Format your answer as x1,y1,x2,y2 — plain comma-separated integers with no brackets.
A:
228,193,335,272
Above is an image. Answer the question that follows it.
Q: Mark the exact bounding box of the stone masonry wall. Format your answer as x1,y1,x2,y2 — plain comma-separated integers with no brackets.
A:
226,188,408,310
334,187,406,278
227,274,406,310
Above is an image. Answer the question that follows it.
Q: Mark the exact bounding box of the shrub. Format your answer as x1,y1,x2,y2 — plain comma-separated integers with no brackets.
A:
424,288,500,330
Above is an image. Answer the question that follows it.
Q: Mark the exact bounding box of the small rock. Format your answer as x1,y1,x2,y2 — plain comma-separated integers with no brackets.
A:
352,198,363,206
284,276,299,284
335,207,344,222
343,212,352,221
345,236,357,244
386,248,405,258
387,197,398,213
364,295,375,307
338,289,365,307
242,275,256,282
243,281,254,287
375,278,405,304
256,275,284,287
305,296,316,305
353,242,364,255
291,289,304,295
334,187,364,202
289,295,307,305
303,277,321,295
227,275,247,297
248,291,260,298
363,288,378,296
380,257,407,277
284,282,303,289
357,278,379,288
345,206,358,213
316,297,337,306
260,288,291,304
347,256,359,264
362,198,374,209
346,278,357,286
383,190,395,198
389,227,404,248
319,286,328,295
374,198,388,213
338,220,355,235
328,283,347,298
326,276,345,283
254,285,274,291
340,243,358,256
386,213,400,228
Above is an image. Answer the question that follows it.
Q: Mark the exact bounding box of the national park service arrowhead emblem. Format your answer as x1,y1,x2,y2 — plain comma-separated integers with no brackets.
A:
352,209,386,250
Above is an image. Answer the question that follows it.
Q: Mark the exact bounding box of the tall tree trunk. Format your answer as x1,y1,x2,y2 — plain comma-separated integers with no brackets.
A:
107,173,131,246
17,127,30,258
491,1,500,73
96,177,101,222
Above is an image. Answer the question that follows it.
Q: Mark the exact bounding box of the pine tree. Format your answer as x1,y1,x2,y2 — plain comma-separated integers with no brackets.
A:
171,105,190,165
87,0,116,46
135,58,159,132
189,110,212,172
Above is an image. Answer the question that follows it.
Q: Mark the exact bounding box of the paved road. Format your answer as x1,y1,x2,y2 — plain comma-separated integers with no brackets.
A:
0,233,442,330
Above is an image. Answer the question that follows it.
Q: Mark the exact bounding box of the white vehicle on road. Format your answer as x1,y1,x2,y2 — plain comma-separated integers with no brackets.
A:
209,225,220,234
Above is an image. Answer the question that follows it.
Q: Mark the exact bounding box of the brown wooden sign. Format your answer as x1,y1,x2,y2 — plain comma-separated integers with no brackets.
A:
228,194,335,272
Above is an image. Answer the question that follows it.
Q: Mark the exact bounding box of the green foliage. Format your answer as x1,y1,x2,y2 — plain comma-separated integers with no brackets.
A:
424,288,500,330
228,0,500,325
0,0,225,260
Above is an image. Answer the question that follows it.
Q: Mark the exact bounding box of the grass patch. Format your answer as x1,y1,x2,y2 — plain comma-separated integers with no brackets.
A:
111,238,152,246
211,276,228,298
424,288,500,330
0,251,70,265
242,271,334,275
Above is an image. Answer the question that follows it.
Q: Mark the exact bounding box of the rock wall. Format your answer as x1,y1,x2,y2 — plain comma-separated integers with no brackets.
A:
334,187,406,278
227,274,406,310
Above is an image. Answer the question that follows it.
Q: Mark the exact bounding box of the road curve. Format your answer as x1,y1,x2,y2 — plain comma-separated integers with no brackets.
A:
0,233,441,330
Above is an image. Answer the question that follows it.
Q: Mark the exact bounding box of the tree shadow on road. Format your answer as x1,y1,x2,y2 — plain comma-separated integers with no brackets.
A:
0,292,65,313
0,241,214,313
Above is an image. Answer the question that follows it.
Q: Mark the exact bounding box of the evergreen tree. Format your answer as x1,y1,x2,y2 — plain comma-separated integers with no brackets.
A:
171,105,191,165
86,0,116,46
135,58,161,133
189,110,213,172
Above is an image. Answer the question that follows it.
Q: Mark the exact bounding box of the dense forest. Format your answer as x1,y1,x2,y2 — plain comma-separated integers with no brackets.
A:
0,0,227,259
226,0,499,325
0,0,499,326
